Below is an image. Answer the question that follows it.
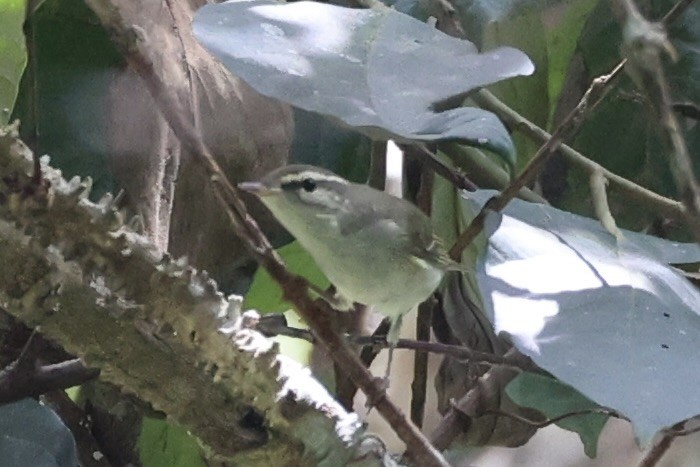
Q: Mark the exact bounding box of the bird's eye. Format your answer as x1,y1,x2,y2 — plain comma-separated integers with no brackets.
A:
302,178,317,192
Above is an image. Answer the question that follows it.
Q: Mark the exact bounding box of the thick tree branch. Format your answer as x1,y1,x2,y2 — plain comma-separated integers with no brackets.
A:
0,124,362,464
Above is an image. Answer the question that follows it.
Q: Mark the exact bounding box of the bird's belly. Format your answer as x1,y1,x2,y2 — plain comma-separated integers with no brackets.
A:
283,215,445,318
314,245,444,319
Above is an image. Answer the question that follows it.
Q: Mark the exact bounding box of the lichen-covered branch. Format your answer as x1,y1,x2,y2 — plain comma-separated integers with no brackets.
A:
80,0,451,464
0,124,361,464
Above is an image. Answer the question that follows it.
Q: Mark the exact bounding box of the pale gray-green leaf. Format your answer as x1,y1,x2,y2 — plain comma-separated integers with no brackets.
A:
193,0,535,165
0,399,77,467
465,190,700,444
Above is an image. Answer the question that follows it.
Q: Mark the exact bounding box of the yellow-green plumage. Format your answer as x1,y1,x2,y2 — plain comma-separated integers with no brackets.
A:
241,164,462,347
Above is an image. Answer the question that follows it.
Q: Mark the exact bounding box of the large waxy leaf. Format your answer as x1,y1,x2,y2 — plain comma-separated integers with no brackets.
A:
193,0,535,165
465,190,700,444
0,399,77,467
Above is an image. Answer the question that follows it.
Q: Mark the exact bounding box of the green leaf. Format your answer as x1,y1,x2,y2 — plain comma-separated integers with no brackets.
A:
466,190,700,444
244,241,329,365
244,241,329,313
194,0,535,166
506,372,608,458
0,0,27,124
138,418,206,467
543,0,599,118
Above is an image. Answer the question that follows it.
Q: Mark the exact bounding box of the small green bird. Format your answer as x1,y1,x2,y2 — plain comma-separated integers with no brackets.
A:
240,164,464,378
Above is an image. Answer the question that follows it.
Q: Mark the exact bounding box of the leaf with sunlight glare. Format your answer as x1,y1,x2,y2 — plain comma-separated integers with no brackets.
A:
465,191,700,444
193,0,534,166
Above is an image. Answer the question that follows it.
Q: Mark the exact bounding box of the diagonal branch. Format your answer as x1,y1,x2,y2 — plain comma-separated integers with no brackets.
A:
450,0,697,257
450,65,621,258
465,0,696,238
82,1,449,465
0,330,99,404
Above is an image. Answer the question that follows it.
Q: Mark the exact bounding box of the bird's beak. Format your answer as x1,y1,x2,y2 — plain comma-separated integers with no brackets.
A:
238,181,278,196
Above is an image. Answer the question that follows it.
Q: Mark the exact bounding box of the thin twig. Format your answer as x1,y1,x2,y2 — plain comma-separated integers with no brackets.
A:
590,167,622,239
257,315,534,372
483,407,625,429
83,2,449,465
410,174,436,428
466,0,696,235
429,347,523,450
449,65,622,259
437,142,547,203
410,300,433,427
637,420,697,467
401,143,478,191
473,89,685,221
661,0,695,24
0,345,100,405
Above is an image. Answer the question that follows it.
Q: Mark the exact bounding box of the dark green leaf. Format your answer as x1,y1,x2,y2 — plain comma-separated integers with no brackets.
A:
12,0,122,199
506,372,608,458
0,0,27,124
290,108,371,183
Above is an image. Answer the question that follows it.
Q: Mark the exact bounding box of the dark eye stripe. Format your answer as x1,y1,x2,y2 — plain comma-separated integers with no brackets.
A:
281,178,317,193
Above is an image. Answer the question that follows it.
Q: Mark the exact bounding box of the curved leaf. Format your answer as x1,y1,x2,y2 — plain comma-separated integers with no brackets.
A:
506,372,608,458
0,399,77,467
466,190,700,444
193,0,535,165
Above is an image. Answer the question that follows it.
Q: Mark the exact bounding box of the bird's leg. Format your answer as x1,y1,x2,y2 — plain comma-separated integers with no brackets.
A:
382,314,404,387
384,345,395,382
364,315,404,408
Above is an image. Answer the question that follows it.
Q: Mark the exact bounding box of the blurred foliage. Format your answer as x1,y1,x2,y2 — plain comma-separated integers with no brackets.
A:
0,0,26,125
244,241,329,365
138,418,206,467
11,0,121,199
555,0,700,239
